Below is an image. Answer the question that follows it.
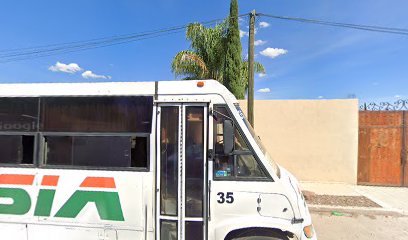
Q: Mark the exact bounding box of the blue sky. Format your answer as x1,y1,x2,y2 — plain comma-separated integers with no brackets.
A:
0,0,407,103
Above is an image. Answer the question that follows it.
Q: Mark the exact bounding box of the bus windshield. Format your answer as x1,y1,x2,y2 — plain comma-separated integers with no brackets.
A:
234,104,280,178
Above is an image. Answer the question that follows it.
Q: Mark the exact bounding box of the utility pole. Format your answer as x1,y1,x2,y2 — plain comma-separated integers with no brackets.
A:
248,10,256,127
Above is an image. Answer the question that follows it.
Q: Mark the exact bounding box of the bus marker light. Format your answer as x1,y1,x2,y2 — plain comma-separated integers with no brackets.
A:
303,224,315,238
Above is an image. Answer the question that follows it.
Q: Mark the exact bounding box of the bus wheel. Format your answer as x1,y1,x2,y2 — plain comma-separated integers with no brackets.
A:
226,228,291,240
231,237,285,240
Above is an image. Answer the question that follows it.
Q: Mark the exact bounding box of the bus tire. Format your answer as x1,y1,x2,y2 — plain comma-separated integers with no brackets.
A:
231,237,285,240
225,228,292,240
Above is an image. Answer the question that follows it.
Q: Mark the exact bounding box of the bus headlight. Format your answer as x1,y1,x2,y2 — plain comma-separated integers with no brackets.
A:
303,224,315,238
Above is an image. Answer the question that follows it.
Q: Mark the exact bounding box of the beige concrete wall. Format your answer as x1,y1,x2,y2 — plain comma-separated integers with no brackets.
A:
238,99,359,184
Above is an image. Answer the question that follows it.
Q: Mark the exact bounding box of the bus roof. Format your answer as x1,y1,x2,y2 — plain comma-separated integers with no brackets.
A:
0,80,237,103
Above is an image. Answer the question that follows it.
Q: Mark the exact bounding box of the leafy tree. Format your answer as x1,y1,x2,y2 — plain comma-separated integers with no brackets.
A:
223,0,244,99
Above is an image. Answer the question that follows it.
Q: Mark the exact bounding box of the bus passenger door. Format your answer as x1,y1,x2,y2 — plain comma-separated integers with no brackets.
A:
156,104,208,240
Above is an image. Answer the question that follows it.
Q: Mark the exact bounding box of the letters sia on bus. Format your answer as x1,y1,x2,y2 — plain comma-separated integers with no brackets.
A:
0,174,124,221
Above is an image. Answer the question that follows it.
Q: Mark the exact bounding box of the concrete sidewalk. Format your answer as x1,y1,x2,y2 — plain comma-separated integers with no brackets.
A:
300,182,408,215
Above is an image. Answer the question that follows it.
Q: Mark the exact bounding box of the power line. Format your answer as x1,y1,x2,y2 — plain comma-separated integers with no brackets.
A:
0,27,188,63
0,14,246,64
257,13,408,35
0,29,187,63
1,12,407,63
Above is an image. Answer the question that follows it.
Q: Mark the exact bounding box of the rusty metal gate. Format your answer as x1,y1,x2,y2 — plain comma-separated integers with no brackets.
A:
358,100,408,187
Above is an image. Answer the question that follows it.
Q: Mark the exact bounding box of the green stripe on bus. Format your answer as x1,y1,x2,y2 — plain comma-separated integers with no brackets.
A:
34,189,56,217
55,190,124,221
0,188,31,215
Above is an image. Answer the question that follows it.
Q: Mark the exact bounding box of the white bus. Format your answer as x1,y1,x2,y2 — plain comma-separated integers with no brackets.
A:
0,80,316,240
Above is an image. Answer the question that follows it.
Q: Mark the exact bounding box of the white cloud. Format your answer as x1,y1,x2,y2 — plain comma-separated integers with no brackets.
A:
395,95,401,98
260,48,288,59
81,70,111,80
259,21,270,28
258,73,267,78
49,62,82,74
257,88,271,93
240,30,248,38
318,96,324,99
254,40,267,46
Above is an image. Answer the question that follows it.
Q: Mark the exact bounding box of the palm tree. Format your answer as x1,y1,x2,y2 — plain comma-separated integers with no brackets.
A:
241,59,265,91
172,22,227,82
171,22,266,94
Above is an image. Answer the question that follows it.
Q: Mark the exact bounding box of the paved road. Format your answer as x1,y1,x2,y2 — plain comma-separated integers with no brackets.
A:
312,212,408,240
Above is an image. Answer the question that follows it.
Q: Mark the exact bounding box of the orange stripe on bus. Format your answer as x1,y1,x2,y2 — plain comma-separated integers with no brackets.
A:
80,177,116,188
41,175,59,186
0,174,35,185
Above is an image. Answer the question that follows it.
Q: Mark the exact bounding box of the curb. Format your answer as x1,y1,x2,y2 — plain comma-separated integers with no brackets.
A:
308,204,407,217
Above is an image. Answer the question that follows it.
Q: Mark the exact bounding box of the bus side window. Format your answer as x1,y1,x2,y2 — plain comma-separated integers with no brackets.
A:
213,106,267,179
0,135,34,165
44,136,148,169
0,97,38,165
39,96,152,170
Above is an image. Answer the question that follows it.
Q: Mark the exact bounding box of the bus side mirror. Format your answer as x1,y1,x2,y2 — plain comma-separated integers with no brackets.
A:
223,119,234,155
